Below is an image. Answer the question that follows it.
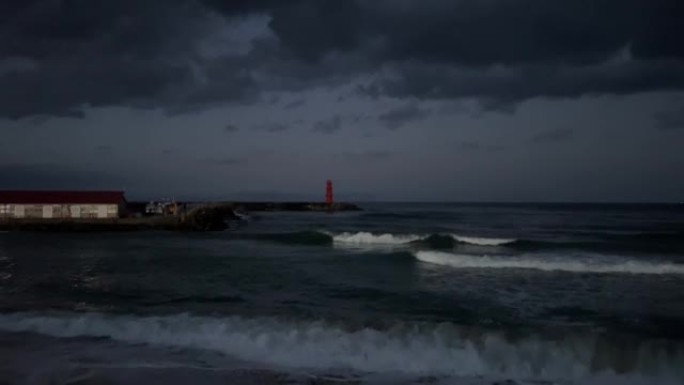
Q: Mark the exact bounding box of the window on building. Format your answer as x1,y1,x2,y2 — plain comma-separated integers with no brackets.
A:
107,205,118,218
52,205,64,218
0,204,11,217
25,206,42,218
81,205,98,218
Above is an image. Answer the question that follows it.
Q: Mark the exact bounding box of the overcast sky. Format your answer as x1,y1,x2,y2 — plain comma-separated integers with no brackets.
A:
1,0,683,201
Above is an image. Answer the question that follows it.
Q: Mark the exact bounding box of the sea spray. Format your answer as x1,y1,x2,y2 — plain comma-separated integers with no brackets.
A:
1,312,682,382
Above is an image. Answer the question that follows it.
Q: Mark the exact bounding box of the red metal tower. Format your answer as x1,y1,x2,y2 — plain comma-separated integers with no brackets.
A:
325,180,333,205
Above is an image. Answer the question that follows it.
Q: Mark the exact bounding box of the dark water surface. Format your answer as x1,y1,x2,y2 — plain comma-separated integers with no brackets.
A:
1,203,684,384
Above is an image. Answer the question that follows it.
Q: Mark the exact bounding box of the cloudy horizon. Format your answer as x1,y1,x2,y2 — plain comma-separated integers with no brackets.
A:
1,0,683,202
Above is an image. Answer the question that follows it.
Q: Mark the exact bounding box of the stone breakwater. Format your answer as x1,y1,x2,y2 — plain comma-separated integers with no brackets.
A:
0,202,362,232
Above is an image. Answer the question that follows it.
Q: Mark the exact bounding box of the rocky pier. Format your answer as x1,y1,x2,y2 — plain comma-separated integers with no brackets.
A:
0,202,361,232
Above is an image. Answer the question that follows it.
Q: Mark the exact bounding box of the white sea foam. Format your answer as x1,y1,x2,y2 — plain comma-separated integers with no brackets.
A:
0,312,682,383
331,232,424,245
414,251,684,275
450,234,517,246
328,232,519,247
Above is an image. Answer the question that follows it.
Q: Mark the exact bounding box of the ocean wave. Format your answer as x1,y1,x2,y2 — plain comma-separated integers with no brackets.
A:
450,234,517,246
329,232,516,247
414,251,684,275
0,312,682,382
240,231,516,247
331,232,424,245
232,230,682,256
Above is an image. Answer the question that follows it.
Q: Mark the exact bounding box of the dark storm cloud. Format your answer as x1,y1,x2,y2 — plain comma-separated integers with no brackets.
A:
653,107,684,130
531,128,575,144
0,0,257,119
203,0,363,62
362,59,684,109
3,0,684,119
207,0,684,105
373,0,683,66
378,103,430,130
205,0,682,67
312,116,342,134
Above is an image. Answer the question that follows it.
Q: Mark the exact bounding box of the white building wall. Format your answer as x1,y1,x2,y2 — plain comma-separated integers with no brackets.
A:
97,205,107,218
1,203,120,219
14,205,25,218
0,204,10,218
70,205,81,218
109,204,119,218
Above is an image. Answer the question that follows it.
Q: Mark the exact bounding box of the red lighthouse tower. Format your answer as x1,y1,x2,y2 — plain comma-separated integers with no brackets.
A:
325,180,334,205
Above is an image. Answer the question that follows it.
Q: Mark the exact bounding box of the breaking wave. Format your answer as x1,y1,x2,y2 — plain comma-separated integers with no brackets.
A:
236,231,519,248
331,232,424,245
450,234,517,246
232,231,684,257
414,251,684,275
0,312,682,383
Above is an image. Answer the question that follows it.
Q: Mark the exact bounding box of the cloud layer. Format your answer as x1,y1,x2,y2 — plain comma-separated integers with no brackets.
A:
1,0,683,119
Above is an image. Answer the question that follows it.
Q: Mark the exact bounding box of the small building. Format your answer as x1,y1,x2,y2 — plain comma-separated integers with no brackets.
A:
0,191,127,219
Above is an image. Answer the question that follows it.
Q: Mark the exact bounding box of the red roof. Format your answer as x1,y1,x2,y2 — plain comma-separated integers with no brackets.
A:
0,191,126,204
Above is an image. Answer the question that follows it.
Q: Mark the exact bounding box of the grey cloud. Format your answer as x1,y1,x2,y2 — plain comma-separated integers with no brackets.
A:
363,59,684,110
456,141,505,152
4,0,684,119
336,150,393,162
283,99,306,109
352,114,372,123
312,116,342,134
0,0,256,119
163,56,259,115
370,1,683,67
202,0,363,62
378,103,430,130
531,128,574,143
224,124,240,133
206,0,682,67
267,95,281,105
0,57,195,119
95,145,113,152
253,122,290,133
203,157,248,166
209,0,684,106
654,107,684,130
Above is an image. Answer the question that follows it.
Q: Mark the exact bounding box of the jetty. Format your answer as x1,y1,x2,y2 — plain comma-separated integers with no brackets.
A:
0,182,360,232
0,202,361,232
211,201,361,212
